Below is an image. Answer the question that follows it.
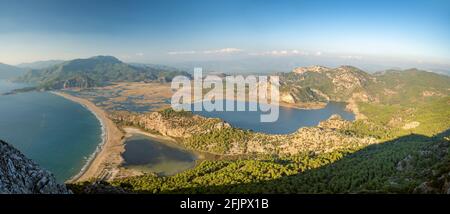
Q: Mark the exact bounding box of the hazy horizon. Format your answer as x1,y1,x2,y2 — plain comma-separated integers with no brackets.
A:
1,0,449,73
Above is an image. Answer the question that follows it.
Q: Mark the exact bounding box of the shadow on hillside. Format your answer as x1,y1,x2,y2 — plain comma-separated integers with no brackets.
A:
73,129,450,194
158,129,450,194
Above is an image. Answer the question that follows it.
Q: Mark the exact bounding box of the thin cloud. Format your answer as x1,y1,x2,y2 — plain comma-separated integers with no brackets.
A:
203,48,243,54
168,48,242,55
249,50,310,56
168,50,197,55
340,55,363,60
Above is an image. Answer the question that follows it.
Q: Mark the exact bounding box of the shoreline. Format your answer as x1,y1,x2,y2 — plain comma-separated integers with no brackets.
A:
70,99,107,182
182,97,328,110
121,127,238,161
51,88,357,182
123,127,208,160
175,85,328,110
51,91,125,183
123,127,178,143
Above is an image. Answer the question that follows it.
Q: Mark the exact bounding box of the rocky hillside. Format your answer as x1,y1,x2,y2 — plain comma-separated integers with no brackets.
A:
16,55,191,89
280,65,375,104
111,109,377,155
0,140,70,194
279,65,450,106
72,66,449,194
0,63,26,79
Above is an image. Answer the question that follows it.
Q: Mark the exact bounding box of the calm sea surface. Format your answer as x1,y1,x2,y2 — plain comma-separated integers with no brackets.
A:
192,101,355,134
1,79,355,179
122,101,354,174
122,134,196,176
0,80,102,181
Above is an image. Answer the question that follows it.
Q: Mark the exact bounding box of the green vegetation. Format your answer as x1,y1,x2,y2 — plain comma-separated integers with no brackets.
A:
352,97,450,140
0,63,26,79
280,65,372,101
16,56,191,89
70,149,354,193
69,131,449,194
70,66,450,194
185,128,253,154
159,108,193,118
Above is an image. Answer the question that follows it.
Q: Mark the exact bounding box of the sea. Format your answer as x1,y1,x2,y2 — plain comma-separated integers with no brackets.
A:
1,79,355,180
0,80,102,181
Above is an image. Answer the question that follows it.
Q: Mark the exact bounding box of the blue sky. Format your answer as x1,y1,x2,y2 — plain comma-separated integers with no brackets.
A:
0,0,449,72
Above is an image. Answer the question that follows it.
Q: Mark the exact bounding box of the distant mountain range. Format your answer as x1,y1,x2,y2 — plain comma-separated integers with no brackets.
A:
168,57,450,75
16,56,191,89
279,65,450,105
16,60,66,70
0,63,26,79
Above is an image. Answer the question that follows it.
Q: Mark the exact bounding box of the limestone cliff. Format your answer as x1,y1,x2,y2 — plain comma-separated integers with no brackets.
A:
280,65,375,103
111,110,377,156
0,140,70,194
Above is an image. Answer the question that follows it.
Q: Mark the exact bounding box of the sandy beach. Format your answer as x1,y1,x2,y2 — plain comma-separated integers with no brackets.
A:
51,91,125,183
51,85,348,183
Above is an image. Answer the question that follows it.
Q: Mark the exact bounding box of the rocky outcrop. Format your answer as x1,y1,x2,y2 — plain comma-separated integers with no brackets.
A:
111,110,231,138
402,121,420,130
328,66,374,90
62,76,97,89
112,110,378,156
318,114,351,129
281,65,377,104
281,93,296,104
246,124,377,156
0,140,70,194
284,87,329,103
409,138,450,194
293,65,330,74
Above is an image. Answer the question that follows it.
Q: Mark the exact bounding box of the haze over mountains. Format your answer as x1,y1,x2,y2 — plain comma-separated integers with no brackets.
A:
15,56,191,89
16,60,65,70
0,63,26,79
8,54,449,108
279,65,450,107
2,57,450,194
2,53,449,84
167,56,450,75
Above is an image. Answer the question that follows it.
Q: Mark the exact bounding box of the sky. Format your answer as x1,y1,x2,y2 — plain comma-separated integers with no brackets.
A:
0,0,449,72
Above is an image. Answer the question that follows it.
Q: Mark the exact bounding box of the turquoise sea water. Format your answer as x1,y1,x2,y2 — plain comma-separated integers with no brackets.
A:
1,79,355,180
0,80,102,181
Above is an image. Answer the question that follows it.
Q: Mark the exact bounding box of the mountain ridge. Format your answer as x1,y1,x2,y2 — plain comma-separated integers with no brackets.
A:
280,65,450,105
0,63,26,79
16,55,192,89
16,60,65,70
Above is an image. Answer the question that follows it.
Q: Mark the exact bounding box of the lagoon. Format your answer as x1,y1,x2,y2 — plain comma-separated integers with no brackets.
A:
122,134,197,176
192,101,355,134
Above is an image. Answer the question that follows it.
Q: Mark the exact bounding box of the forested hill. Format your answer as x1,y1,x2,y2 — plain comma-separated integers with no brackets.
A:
279,65,450,105
0,63,26,79
16,56,191,89
16,60,65,70
68,65,450,194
